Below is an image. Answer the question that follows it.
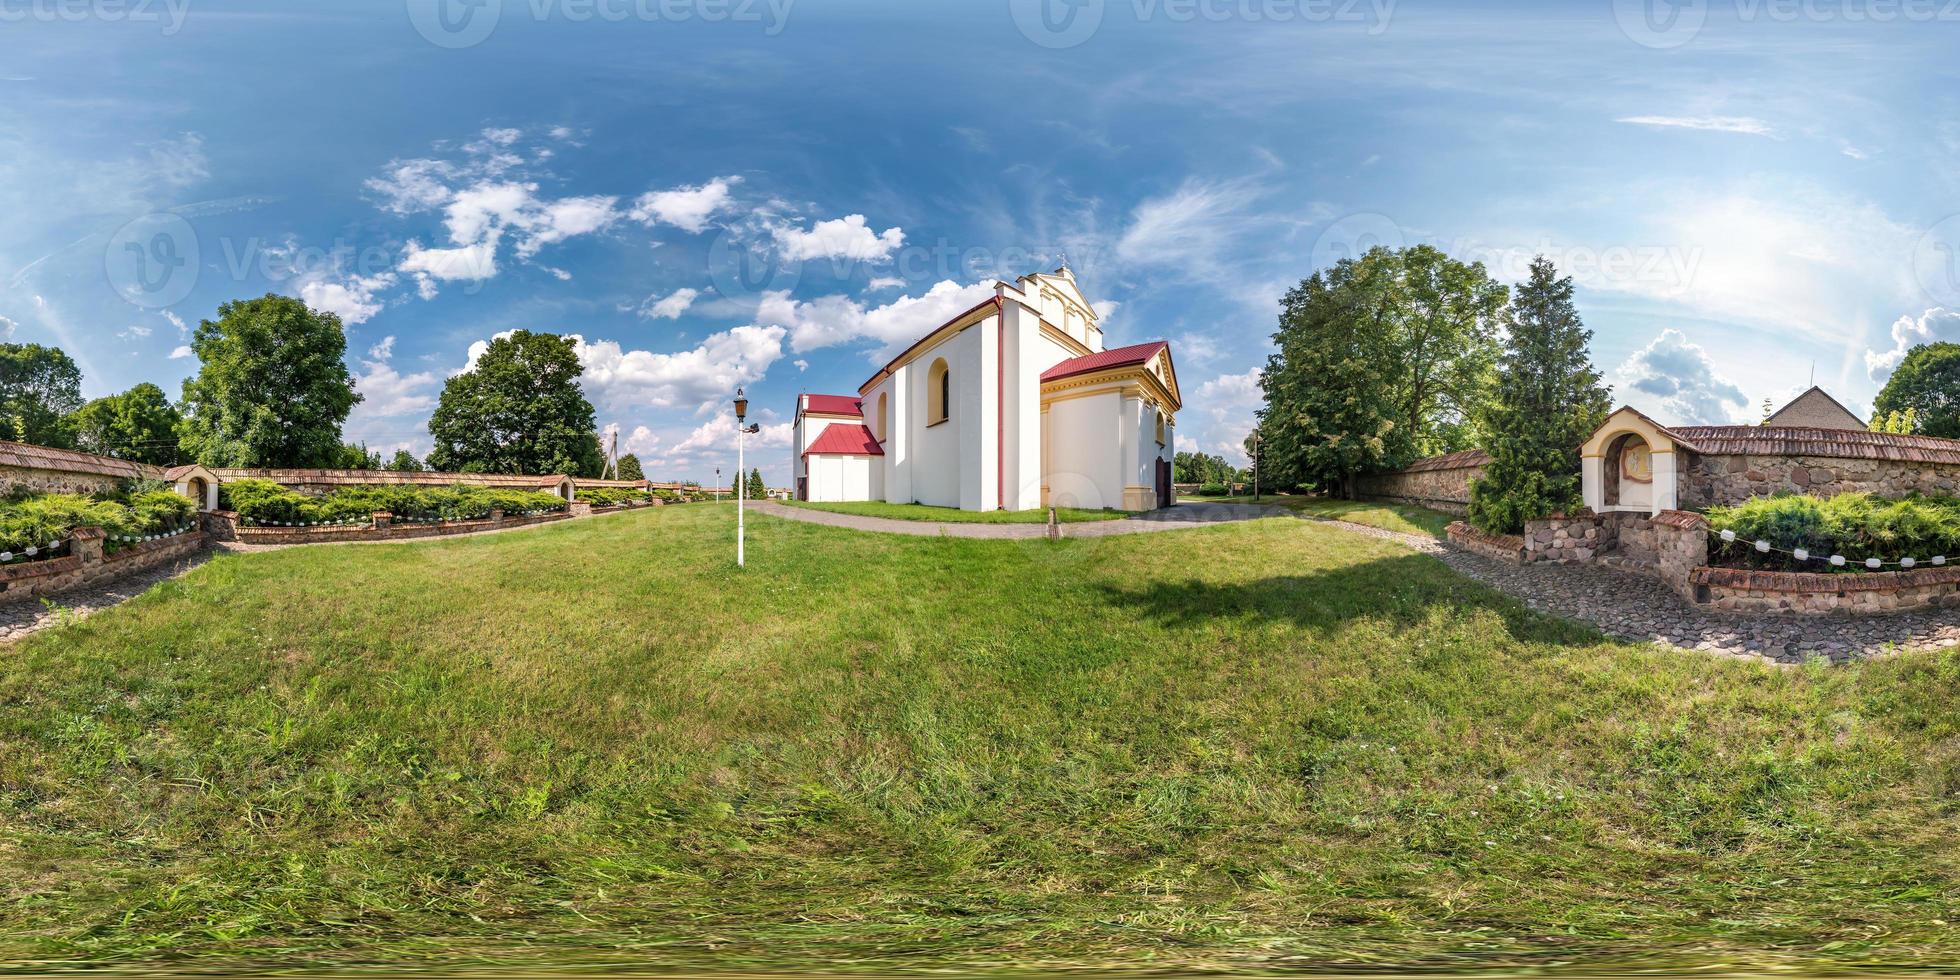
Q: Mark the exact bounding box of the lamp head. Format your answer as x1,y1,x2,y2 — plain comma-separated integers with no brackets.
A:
734,387,750,423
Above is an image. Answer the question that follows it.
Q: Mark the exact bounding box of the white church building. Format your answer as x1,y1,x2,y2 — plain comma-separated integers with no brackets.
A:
792,267,1183,512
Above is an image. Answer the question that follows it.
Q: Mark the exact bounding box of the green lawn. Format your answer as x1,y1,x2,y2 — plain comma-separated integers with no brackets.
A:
1179,494,1456,538
6,505,1960,973
782,499,1129,523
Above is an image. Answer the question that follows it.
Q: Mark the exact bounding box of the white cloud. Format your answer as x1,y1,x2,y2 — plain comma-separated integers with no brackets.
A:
1612,329,1750,426
1867,307,1960,379
1191,368,1263,464
1114,177,1270,295
793,359,809,371
629,176,739,233
0,314,13,340
117,324,152,339
662,411,792,464
299,272,397,325
760,279,997,358
366,158,462,214
454,329,520,376
569,326,786,411
169,345,193,359
345,334,441,451
162,310,188,337
402,236,501,283
866,277,904,291
514,194,621,258
642,287,699,320
772,214,905,262
1616,115,1777,137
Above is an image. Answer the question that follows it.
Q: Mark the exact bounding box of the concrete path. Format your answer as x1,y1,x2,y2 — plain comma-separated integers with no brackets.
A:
749,500,1285,539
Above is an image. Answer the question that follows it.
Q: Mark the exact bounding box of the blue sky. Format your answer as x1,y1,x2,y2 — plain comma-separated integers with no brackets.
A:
3,0,1957,485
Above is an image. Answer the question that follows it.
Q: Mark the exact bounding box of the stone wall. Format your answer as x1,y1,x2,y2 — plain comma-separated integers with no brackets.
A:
1691,565,1960,615
1521,513,1607,563
1355,451,1489,515
1445,521,1525,562
207,508,573,546
0,464,124,498
1651,510,1709,602
1681,452,1960,509
0,527,206,604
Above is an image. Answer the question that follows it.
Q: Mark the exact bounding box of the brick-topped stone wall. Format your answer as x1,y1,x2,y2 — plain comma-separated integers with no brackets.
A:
1445,521,1525,562
1681,453,1960,510
0,528,206,603
1691,565,1960,615
1356,450,1490,515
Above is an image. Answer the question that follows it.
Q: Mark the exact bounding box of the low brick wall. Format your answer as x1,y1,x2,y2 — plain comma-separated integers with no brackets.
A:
1690,564,1960,615
210,508,573,546
0,527,206,603
1446,521,1525,562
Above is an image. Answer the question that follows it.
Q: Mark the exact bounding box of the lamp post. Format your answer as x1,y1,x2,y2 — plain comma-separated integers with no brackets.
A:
734,388,761,567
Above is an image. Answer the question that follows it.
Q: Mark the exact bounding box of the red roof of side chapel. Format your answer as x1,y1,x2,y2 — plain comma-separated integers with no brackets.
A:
801,394,863,416
1040,341,1171,383
802,423,885,457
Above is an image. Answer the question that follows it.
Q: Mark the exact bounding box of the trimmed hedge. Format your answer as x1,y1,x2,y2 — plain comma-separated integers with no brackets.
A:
221,479,567,526
0,490,196,561
576,487,651,507
1707,492,1960,571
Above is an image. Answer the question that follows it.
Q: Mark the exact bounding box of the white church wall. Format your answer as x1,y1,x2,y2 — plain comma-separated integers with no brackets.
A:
1003,301,1044,510
1045,390,1125,510
904,323,983,509
806,454,876,502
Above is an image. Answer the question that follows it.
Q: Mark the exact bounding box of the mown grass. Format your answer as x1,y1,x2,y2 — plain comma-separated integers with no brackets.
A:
5,505,1960,974
782,499,1128,523
1181,495,1455,538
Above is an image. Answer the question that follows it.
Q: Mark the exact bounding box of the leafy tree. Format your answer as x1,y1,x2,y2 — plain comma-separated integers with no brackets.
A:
1174,450,1243,487
616,453,644,481
388,448,424,472
427,330,605,477
66,382,184,464
1874,342,1960,438
747,468,766,500
1869,408,1920,435
1256,247,1504,496
0,343,84,447
178,294,362,467
336,442,381,469
1467,257,1612,534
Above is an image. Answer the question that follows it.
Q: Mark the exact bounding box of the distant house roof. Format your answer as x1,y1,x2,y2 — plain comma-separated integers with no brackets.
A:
1040,340,1171,383
801,423,884,457
1400,449,1492,473
1765,386,1865,430
0,440,157,481
801,394,863,417
210,469,570,489
1664,425,1960,465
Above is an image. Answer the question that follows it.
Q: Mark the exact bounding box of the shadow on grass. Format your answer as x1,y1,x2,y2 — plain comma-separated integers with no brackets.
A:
1095,551,1604,648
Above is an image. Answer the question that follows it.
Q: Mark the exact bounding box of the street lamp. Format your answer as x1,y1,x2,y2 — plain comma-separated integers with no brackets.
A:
733,387,761,567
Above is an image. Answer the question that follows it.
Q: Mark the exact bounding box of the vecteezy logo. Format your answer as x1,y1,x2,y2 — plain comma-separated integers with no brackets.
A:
1310,213,1406,272
407,0,502,49
1914,215,1960,310
1613,0,1706,49
105,213,199,310
706,230,802,304
1009,0,1104,49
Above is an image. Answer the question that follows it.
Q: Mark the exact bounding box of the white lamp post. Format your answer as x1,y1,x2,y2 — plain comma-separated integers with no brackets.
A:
734,388,761,567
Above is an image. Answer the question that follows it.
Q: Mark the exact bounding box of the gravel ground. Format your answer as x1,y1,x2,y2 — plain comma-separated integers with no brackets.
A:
0,550,213,647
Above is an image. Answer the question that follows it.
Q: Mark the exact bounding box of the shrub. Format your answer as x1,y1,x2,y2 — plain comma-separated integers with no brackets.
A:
1197,483,1229,497
1707,493,1960,572
222,480,568,526
577,487,648,507
0,491,196,560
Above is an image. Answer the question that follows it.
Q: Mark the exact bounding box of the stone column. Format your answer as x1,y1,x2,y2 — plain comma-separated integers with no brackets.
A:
372,511,393,533
489,509,505,525
70,526,106,565
569,501,593,518
201,511,240,542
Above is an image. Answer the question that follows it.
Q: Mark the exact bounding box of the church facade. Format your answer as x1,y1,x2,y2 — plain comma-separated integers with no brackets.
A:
792,268,1182,512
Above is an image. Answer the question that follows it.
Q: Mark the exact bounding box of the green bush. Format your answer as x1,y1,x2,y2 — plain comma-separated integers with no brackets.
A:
1197,483,1229,497
222,480,568,526
1707,493,1960,571
577,487,649,507
0,491,197,560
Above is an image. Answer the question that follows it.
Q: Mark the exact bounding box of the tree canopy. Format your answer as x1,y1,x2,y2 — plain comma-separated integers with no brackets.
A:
426,330,605,478
178,294,361,467
67,382,184,465
1874,342,1960,439
0,342,84,448
616,453,644,481
1256,246,1505,495
1467,257,1612,534
388,448,424,472
1174,450,1243,487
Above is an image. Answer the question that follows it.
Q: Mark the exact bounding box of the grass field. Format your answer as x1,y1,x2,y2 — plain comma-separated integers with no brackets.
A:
6,505,1960,974
1180,495,1456,538
781,499,1129,523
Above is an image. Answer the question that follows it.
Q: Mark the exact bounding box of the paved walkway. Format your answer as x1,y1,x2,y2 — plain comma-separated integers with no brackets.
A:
750,500,1285,538
0,549,213,647
1293,515,1960,665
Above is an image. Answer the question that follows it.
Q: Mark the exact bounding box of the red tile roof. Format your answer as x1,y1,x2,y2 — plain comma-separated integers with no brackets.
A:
802,394,863,417
1664,425,1960,465
0,440,159,480
802,423,884,457
1040,341,1170,383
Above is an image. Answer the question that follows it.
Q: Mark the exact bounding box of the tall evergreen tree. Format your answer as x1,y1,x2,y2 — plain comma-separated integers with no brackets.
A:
747,467,766,500
1467,256,1612,534
616,453,645,481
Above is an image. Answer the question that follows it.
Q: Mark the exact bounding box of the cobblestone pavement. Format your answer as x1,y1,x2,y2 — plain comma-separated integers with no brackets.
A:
1296,514,1959,665
750,500,1285,539
0,550,213,647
